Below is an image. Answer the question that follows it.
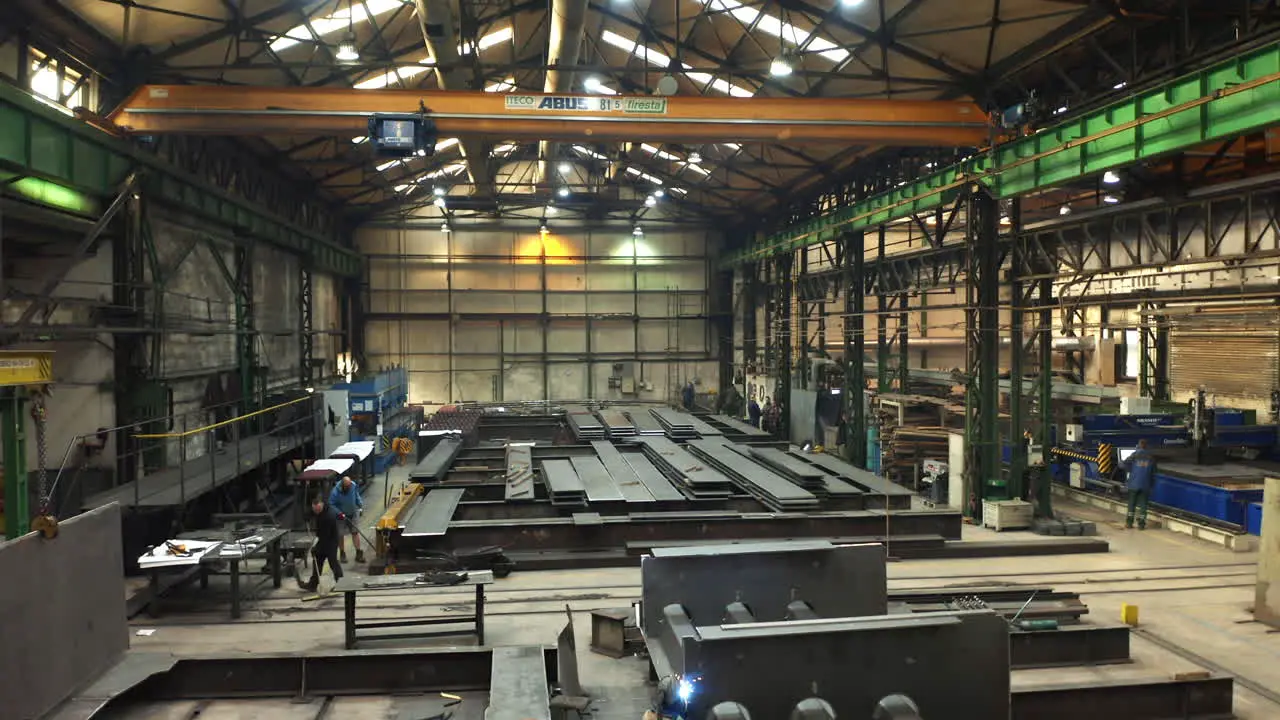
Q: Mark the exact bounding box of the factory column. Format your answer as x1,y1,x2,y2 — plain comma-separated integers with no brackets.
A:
843,231,867,468
1,390,28,539
1256,477,1280,627
964,186,1002,516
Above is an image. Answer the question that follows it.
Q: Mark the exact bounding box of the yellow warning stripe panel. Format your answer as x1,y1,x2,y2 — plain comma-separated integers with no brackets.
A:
0,351,54,387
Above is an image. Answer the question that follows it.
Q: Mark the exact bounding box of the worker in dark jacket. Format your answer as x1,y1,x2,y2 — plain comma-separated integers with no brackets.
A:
748,397,762,428
682,381,695,410
300,495,343,592
1122,439,1157,530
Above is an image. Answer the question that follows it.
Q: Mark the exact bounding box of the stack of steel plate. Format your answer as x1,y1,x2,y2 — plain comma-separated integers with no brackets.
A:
565,406,606,441
708,414,771,438
505,443,536,501
590,441,659,503
623,407,665,436
597,409,636,439
570,456,625,502
686,414,725,437
788,448,913,509
638,437,733,499
619,451,686,501
686,438,819,511
651,408,698,439
736,446,829,495
408,436,463,482
541,459,588,506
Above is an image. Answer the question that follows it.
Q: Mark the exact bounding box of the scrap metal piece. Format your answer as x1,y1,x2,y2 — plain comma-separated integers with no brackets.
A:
505,443,536,501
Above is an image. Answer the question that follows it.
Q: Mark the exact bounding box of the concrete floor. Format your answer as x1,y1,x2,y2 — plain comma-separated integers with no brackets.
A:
111,464,1280,719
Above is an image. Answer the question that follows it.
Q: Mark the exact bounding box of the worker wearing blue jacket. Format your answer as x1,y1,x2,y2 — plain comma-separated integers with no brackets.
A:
1122,439,1157,530
328,476,365,563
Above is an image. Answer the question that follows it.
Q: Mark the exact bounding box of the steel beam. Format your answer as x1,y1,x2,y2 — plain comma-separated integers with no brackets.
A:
108,85,991,146
843,231,867,468
965,187,1003,513
0,82,359,277
731,39,1280,263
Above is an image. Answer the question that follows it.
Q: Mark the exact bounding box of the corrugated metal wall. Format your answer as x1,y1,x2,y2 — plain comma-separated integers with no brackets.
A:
358,223,720,406
1170,308,1280,401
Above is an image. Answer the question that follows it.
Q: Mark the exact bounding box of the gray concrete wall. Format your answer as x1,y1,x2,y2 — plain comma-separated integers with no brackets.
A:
359,222,721,406
0,503,128,720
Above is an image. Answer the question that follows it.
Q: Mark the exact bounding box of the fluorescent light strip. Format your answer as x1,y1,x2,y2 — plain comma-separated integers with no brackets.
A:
573,145,609,160
270,0,407,53
491,143,519,156
600,30,754,98
353,28,512,89
624,166,664,185
639,143,711,176
696,0,849,63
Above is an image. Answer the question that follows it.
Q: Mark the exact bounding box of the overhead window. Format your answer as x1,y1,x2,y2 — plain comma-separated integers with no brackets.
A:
29,48,92,113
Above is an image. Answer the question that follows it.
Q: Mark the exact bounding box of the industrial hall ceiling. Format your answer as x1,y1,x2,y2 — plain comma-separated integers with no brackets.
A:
15,0,1271,224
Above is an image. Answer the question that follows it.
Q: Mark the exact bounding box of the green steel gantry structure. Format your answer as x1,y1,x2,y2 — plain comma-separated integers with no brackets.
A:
731,40,1280,517
0,80,363,536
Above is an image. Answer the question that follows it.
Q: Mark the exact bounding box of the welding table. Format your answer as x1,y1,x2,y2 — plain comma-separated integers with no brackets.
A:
333,570,494,649
140,528,287,620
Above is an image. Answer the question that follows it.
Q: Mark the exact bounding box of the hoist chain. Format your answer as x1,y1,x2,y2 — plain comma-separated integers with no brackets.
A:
31,393,50,511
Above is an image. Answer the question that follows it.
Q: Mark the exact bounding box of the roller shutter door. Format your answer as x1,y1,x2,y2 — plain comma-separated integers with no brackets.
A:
1169,311,1279,398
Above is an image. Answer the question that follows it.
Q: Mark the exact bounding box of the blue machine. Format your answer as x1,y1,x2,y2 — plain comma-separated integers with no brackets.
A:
1053,395,1278,528
331,367,418,474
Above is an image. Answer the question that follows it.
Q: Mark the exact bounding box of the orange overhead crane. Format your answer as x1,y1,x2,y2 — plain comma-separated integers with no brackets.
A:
108,85,991,146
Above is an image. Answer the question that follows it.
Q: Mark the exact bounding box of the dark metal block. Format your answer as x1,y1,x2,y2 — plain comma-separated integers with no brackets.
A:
640,540,887,634
1009,625,1131,669
724,602,755,624
673,611,1011,720
1011,675,1233,719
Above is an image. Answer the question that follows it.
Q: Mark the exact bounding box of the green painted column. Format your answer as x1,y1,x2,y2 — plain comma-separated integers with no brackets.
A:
876,225,890,392
1,390,28,539
1008,202,1026,501
1036,276,1054,518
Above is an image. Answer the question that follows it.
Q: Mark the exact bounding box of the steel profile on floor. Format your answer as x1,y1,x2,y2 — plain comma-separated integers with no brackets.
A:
409,437,464,482
49,647,559,719
590,441,657,503
400,488,465,538
640,541,888,633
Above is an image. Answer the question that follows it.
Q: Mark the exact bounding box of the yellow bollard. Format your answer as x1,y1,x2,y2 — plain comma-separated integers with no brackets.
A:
1121,603,1140,627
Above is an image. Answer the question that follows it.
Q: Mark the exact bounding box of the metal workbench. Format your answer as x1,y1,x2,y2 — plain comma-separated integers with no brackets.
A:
333,570,495,649
142,528,287,619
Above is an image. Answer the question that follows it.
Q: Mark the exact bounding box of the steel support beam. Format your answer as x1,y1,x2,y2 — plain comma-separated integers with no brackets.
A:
776,253,793,437
844,231,867,468
1139,302,1170,401
299,266,314,388
965,187,1002,514
1,390,28,538
109,85,991,146
733,39,1280,264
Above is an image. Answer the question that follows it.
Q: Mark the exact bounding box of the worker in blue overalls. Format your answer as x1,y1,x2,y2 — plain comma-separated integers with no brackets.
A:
328,475,365,563
1122,439,1157,530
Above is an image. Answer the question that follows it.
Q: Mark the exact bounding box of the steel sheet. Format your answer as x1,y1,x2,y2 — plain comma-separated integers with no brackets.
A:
569,456,626,502
640,541,887,633
400,488,465,537
590,441,656,503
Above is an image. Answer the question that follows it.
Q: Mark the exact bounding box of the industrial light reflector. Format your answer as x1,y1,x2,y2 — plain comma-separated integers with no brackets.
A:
769,56,793,77
336,33,360,62
1102,170,1121,184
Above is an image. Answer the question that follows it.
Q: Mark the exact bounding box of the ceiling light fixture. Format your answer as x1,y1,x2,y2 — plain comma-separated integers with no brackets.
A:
769,54,794,77
1059,205,1072,216
1103,195,1120,204
558,162,572,175
546,205,557,216
432,186,446,196
433,197,447,208
654,189,665,198
540,223,549,234
1102,170,1121,185
633,224,644,237
558,187,570,198
687,151,702,164
335,33,360,62
440,221,450,233
644,195,657,207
